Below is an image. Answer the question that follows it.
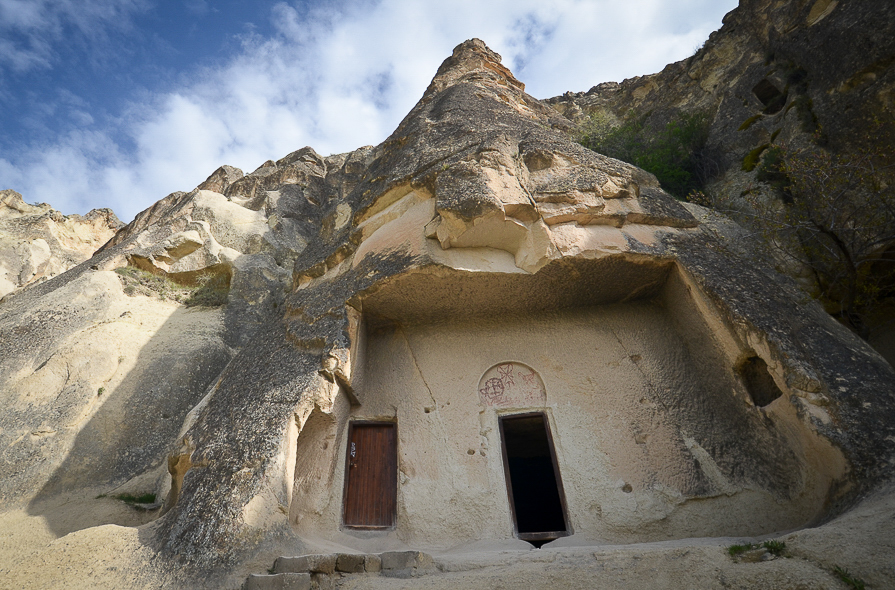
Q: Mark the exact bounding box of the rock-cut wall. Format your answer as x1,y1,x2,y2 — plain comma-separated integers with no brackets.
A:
149,38,893,583
0,35,894,590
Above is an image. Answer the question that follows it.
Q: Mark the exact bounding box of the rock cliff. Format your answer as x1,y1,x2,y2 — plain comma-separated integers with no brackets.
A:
0,190,122,299
0,24,894,590
547,0,894,180
546,0,895,364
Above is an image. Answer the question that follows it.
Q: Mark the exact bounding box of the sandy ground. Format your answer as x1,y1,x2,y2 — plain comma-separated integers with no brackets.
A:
1,480,893,589
0,511,162,589
0,492,178,590
342,545,843,590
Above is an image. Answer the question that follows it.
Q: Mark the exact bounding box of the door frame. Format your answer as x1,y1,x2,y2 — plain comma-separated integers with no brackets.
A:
340,419,398,530
497,411,572,542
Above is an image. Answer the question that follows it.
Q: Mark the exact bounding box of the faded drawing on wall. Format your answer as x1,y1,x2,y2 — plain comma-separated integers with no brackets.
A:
478,362,546,407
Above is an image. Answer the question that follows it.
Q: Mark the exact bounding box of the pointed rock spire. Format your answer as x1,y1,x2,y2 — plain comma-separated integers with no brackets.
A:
423,38,524,99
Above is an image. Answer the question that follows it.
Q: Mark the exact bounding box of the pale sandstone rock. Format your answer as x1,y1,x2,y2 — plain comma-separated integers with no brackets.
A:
0,31,893,590
244,573,312,590
0,270,233,509
335,553,366,573
92,185,304,346
197,164,244,194
380,551,436,578
275,554,336,574
0,189,122,298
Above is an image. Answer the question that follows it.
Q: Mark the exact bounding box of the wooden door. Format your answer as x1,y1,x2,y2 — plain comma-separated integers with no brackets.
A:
342,422,397,528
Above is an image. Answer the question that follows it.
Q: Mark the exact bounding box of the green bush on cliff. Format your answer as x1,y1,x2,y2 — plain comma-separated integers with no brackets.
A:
578,110,713,198
115,266,229,307
742,144,770,172
833,566,867,590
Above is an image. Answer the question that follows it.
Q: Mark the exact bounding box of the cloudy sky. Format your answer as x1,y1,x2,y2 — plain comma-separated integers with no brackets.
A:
0,0,737,222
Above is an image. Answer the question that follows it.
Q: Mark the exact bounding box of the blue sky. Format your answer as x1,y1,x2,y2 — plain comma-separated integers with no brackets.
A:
0,0,738,222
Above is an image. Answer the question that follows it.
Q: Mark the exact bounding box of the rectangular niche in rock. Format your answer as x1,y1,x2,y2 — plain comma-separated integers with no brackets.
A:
498,413,570,544
342,421,397,529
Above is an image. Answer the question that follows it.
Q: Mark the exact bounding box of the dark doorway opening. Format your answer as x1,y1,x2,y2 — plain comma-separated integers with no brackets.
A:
738,356,784,407
342,421,397,529
499,413,570,544
752,79,785,114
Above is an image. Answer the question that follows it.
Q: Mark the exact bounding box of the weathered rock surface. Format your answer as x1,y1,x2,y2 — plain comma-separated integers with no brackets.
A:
0,189,122,299
0,30,893,590
147,38,892,587
547,0,895,179
545,0,895,358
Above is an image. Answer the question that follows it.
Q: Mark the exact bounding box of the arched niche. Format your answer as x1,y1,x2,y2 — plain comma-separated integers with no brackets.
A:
478,362,546,408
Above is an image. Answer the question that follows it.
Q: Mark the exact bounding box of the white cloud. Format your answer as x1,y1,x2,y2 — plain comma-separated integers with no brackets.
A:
0,0,148,72
0,0,737,221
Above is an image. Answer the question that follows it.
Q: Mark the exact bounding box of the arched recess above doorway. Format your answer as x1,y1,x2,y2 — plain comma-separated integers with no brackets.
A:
478,362,546,408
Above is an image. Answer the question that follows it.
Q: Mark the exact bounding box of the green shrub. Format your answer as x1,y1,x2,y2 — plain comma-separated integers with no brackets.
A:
115,266,229,307
727,540,786,559
833,566,866,590
113,493,156,504
738,114,762,131
115,266,174,298
578,110,713,198
184,274,230,307
727,543,754,557
742,144,770,171
756,145,787,190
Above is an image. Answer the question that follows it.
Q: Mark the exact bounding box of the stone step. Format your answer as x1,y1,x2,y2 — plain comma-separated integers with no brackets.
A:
245,550,436,589
243,572,311,590
379,551,436,578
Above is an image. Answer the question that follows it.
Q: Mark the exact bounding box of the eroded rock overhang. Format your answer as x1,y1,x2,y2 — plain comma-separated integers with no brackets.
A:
150,39,895,572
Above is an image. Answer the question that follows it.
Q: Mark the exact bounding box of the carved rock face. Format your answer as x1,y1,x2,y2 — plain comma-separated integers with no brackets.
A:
1,35,894,590
152,38,891,573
